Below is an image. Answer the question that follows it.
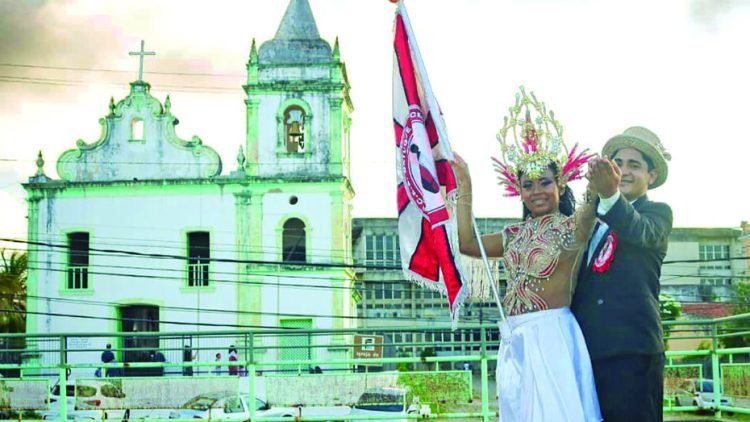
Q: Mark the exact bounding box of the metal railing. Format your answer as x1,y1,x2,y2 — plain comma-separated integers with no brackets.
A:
0,324,499,421
4,313,750,420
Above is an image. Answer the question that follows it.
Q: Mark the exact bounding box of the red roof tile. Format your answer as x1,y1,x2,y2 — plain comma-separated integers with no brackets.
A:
681,303,734,318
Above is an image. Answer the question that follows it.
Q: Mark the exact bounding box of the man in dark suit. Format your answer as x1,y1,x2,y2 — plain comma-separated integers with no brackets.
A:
572,126,672,421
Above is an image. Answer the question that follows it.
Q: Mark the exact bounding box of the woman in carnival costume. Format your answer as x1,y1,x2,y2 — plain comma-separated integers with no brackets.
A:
452,87,601,421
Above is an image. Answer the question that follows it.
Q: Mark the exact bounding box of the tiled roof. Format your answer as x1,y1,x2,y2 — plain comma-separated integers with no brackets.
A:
681,303,734,318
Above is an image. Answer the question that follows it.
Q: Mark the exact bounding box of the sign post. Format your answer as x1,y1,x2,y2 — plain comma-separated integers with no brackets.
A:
353,334,384,367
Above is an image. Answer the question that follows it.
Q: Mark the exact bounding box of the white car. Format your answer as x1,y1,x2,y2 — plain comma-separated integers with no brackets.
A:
691,379,731,410
41,381,106,420
348,387,426,422
169,391,296,420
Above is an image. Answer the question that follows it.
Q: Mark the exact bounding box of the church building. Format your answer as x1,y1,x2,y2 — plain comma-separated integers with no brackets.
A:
23,0,356,372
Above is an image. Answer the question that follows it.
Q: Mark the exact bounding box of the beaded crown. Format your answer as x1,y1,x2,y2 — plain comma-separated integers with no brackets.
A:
491,86,592,197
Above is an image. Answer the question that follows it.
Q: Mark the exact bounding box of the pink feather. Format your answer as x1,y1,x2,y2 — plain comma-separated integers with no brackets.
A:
491,157,521,197
562,143,594,182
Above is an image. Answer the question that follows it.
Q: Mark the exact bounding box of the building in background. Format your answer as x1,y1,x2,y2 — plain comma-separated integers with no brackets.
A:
353,218,749,358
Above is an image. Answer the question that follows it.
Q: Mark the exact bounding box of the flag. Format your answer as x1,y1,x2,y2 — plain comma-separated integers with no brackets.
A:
392,5,467,326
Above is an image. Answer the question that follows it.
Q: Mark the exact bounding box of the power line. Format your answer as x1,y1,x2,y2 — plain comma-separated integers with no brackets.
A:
0,62,243,79
6,236,746,270
664,256,750,265
13,228,363,260
2,293,456,323
10,259,749,308
17,257,404,286
1,157,358,166
0,307,289,330
5,228,747,269
13,254,746,289
0,75,239,94
0,238,401,271
22,264,357,292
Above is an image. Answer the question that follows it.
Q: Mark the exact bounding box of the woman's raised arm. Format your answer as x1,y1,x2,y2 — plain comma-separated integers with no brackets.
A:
452,154,504,258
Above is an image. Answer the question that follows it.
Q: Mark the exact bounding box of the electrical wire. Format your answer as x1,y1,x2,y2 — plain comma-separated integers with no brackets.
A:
0,62,243,79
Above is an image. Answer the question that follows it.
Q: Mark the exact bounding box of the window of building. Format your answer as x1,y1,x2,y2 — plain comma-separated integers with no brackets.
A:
364,234,400,266
374,282,384,300
384,283,394,300
400,283,411,300
284,106,305,153
67,232,89,290
699,244,731,270
187,231,210,287
700,278,732,286
282,218,306,263
131,118,144,141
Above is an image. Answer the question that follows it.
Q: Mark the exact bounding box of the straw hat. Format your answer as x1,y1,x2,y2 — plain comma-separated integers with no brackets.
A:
602,126,671,189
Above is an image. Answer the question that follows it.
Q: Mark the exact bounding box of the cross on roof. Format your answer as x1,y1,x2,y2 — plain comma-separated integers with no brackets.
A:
129,40,156,81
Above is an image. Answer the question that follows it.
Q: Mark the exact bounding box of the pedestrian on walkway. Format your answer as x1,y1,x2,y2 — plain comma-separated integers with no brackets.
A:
101,343,117,377
228,346,238,376
183,345,197,376
214,352,222,376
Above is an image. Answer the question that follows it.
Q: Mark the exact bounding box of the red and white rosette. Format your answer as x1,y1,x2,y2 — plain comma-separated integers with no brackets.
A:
592,231,618,273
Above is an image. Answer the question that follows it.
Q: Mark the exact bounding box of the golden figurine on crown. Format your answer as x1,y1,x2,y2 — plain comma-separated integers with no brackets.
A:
492,86,592,197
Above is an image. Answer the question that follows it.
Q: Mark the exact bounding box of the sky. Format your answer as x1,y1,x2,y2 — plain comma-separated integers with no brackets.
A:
1,0,749,247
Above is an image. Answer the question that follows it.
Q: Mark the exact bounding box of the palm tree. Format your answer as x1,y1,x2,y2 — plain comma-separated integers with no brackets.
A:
0,250,27,333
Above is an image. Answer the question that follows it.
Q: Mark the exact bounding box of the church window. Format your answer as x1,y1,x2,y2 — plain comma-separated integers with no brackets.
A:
282,218,306,263
131,118,144,141
284,106,306,153
187,232,210,287
67,232,89,290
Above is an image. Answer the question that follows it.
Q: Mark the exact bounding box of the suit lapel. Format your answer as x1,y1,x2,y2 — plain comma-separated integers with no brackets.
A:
583,195,649,277
589,223,609,269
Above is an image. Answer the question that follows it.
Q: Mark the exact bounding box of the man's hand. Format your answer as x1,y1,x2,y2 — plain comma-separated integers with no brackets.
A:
588,156,621,198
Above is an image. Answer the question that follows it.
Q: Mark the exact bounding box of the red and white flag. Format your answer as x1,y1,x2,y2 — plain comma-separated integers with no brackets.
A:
392,5,467,325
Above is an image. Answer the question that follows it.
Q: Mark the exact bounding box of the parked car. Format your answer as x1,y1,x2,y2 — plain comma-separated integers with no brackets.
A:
674,379,732,411
348,387,426,422
169,391,296,420
41,380,107,420
693,379,732,410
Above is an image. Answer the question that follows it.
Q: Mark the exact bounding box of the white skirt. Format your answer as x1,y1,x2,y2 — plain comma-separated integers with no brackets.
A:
496,307,601,422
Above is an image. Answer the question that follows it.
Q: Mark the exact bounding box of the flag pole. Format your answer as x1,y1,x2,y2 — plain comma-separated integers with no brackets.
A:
396,0,453,160
397,0,506,323
470,213,507,323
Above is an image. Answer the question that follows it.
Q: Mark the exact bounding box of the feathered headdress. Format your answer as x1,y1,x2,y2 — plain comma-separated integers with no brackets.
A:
492,86,592,197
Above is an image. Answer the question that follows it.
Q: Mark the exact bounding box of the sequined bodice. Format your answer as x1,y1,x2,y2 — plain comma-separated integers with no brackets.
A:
501,208,593,316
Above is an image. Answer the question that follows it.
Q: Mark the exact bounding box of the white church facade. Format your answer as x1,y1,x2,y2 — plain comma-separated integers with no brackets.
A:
23,0,356,372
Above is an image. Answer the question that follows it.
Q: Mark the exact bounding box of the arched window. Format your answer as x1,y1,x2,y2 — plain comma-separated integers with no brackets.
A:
284,106,305,153
131,118,144,141
282,218,306,263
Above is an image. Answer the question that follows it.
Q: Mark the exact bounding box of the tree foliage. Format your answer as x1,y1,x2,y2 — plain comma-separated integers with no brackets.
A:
660,293,681,351
719,282,750,348
0,250,27,333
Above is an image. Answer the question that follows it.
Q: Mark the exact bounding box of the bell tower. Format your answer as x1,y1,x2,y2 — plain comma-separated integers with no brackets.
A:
237,0,357,352
244,0,353,179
